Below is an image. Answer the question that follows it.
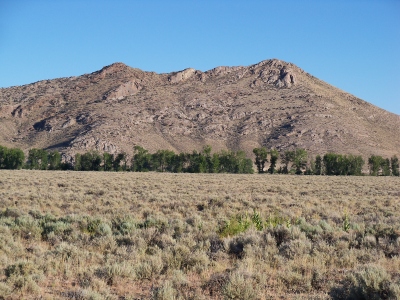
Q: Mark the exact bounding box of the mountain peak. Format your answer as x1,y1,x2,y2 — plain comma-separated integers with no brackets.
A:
0,59,399,159
96,62,130,75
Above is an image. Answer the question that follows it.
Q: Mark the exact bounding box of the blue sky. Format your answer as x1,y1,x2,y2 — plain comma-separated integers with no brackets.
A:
1,0,399,114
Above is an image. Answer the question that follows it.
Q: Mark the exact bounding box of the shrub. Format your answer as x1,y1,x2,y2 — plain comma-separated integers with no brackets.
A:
79,288,110,300
280,270,312,293
53,242,81,264
362,235,377,249
5,261,39,278
81,217,112,237
227,230,261,259
163,244,208,272
186,250,210,273
330,265,400,299
0,282,12,298
152,280,177,300
311,268,328,291
41,220,72,241
170,269,188,288
135,254,163,279
95,262,134,283
7,275,41,295
5,261,43,295
272,225,291,247
279,238,312,259
111,216,136,235
12,215,43,240
203,273,229,298
3,207,23,218
223,271,259,300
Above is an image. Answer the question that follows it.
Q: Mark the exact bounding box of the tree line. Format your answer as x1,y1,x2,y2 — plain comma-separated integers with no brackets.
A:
74,145,253,173
253,147,399,176
1,143,399,176
0,145,25,170
0,145,253,174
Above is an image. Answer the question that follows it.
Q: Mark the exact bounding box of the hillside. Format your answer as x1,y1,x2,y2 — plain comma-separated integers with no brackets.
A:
0,59,399,161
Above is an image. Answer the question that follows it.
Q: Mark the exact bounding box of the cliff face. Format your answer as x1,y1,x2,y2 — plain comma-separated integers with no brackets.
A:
1,59,399,160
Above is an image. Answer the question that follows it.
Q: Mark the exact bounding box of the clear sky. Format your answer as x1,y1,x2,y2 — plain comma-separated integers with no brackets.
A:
1,0,399,114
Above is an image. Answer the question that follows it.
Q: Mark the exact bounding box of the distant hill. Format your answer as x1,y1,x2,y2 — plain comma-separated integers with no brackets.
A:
0,59,399,162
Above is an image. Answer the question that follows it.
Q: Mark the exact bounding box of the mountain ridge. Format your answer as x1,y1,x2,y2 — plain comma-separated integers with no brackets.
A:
0,59,399,162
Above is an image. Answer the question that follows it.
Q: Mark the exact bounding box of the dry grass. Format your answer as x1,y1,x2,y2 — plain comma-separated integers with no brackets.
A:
0,170,399,299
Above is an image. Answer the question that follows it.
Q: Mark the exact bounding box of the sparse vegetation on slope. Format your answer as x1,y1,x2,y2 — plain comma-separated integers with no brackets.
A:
1,59,399,160
0,171,399,299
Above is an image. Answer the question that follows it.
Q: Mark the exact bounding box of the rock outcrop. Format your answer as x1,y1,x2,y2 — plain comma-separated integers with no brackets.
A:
168,68,196,83
104,80,143,100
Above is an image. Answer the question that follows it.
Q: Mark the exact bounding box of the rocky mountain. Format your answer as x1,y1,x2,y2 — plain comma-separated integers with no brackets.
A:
1,59,399,162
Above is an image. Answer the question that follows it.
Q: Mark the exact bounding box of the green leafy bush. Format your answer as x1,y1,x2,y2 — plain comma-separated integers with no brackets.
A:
218,215,251,237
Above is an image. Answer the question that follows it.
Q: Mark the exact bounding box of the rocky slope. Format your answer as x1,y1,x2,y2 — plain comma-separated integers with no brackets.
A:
1,59,399,161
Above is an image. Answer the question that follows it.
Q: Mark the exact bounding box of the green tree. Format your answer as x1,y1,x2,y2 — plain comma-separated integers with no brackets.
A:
218,150,234,173
122,153,129,171
74,153,82,171
103,153,114,171
80,153,92,171
152,150,175,172
337,155,348,175
113,153,126,171
27,148,39,170
253,147,268,173
235,151,250,173
241,157,254,174
80,151,102,171
323,153,341,175
281,150,294,174
211,153,220,173
368,155,384,176
3,148,25,169
292,149,308,175
170,152,186,173
268,149,279,174
131,146,152,171
60,161,73,170
27,149,48,170
48,151,61,170
0,145,8,168
91,151,102,171
346,155,364,176
315,155,322,175
202,145,214,173
188,150,207,173
381,158,391,176
218,150,253,174
391,155,399,176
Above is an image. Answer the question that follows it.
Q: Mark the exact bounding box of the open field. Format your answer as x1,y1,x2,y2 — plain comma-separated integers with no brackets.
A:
0,170,399,299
